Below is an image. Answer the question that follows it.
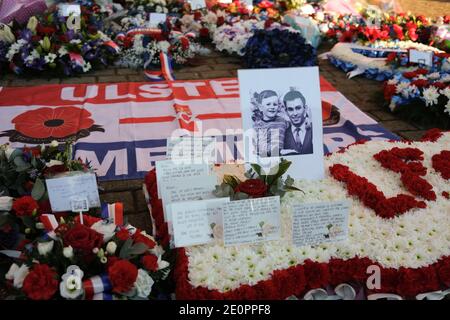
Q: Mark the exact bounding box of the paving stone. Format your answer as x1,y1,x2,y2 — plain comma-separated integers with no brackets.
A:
127,74,145,82
91,68,117,76
100,191,135,214
125,211,153,234
98,75,129,83
99,179,144,192
61,77,97,84
134,189,149,213
379,120,419,133
396,130,429,141
211,63,241,71
0,80,10,87
370,110,398,121
116,68,141,75
179,64,213,72
173,72,202,80
199,70,234,79
9,78,61,87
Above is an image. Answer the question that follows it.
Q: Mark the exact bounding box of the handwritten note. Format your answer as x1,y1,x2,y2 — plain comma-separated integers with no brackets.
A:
166,136,216,164
149,13,167,28
223,196,281,246
155,161,210,198
170,198,229,248
409,49,434,67
189,0,207,10
160,175,218,221
58,4,81,17
292,201,350,247
45,173,100,212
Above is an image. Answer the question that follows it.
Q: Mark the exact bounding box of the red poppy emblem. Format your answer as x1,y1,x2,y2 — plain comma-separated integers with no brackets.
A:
1,106,104,144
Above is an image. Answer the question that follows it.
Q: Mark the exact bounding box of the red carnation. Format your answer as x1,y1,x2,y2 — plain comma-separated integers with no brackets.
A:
411,79,429,88
234,179,268,198
63,223,103,254
396,267,439,298
142,254,159,272
22,264,58,300
437,258,450,287
12,196,39,217
303,260,330,289
133,232,156,249
420,129,443,142
383,83,397,101
386,52,397,63
116,228,130,241
199,27,209,38
108,259,139,293
393,24,404,40
217,16,225,26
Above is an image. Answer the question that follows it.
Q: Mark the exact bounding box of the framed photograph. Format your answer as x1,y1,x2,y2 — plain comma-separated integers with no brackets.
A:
238,67,324,179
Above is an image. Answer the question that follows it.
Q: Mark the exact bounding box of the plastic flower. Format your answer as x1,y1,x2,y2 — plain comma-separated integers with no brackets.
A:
59,265,84,299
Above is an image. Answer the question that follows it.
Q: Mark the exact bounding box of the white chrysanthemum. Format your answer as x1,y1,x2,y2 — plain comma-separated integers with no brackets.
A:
422,86,440,106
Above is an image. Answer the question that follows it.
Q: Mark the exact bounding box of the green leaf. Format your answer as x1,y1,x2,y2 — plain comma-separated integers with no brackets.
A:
9,149,23,161
21,216,35,229
234,192,249,200
31,157,38,168
13,156,30,170
119,238,133,259
285,175,294,187
266,159,292,187
129,243,149,256
31,178,45,201
250,163,262,177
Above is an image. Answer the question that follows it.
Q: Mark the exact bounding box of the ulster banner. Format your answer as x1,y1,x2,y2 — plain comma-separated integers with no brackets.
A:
0,77,398,181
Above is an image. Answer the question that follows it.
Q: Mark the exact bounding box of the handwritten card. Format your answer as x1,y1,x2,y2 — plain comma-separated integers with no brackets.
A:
160,175,218,222
292,201,350,247
409,49,433,67
45,173,100,212
166,136,216,164
155,161,210,198
189,0,207,10
149,13,167,28
223,196,281,246
58,4,81,17
170,198,229,248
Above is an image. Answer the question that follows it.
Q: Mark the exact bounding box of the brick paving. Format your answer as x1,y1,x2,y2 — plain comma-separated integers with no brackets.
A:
2,0,449,230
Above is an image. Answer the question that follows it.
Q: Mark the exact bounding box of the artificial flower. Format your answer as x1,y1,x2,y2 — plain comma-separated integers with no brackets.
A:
59,265,84,299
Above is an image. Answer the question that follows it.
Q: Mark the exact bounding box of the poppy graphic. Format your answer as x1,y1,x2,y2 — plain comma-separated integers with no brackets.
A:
1,106,104,144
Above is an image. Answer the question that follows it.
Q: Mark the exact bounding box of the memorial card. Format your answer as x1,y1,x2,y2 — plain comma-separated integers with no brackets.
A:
189,0,207,10
292,201,350,247
166,136,216,164
58,3,81,17
171,198,230,248
238,67,324,180
223,196,281,246
45,173,100,212
409,49,434,67
155,161,210,198
149,13,167,28
160,175,218,221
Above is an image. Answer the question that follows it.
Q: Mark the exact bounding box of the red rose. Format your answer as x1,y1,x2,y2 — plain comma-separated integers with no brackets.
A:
199,27,209,38
432,82,447,90
234,179,268,198
22,264,58,300
142,254,159,272
392,24,404,40
108,259,138,293
180,37,190,50
411,79,429,88
116,228,130,241
12,196,39,217
437,258,450,287
63,224,103,254
133,232,156,249
193,11,202,21
217,16,225,26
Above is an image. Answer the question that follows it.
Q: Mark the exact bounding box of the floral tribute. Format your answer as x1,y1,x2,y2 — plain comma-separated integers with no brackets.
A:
0,3,119,77
0,142,170,300
383,69,450,129
146,131,450,300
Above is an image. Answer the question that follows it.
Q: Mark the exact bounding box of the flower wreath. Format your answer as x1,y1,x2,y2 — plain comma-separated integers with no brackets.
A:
325,42,449,81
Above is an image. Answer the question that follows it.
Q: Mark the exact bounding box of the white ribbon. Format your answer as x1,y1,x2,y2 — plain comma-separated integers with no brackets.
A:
303,283,356,300
416,289,450,300
0,250,22,258
367,293,403,300
347,67,366,79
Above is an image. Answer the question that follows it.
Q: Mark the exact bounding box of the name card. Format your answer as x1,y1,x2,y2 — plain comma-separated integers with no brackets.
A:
218,0,232,3
171,198,229,248
58,4,81,17
409,49,434,67
292,201,350,247
160,175,218,222
149,13,167,28
45,173,100,212
155,161,210,198
166,136,216,164
223,196,281,246
189,0,207,10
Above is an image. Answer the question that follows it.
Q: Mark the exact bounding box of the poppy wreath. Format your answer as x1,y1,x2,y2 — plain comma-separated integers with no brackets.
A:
0,106,104,144
147,130,450,300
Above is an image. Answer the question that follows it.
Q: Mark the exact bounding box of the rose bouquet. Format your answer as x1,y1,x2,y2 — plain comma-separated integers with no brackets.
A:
213,159,301,200
383,69,450,129
2,213,171,300
0,4,119,77
243,28,316,68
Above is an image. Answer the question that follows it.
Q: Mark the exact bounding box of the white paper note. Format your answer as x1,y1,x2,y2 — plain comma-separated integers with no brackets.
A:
59,4,81,17
166,136,216,164
223,196,281,246
45,173,100,212
155,161,210,198
149,13,167,27
189,0,207,10
409,49,433,67
292,201,350,247
160,175,218,222
171,198,229,248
